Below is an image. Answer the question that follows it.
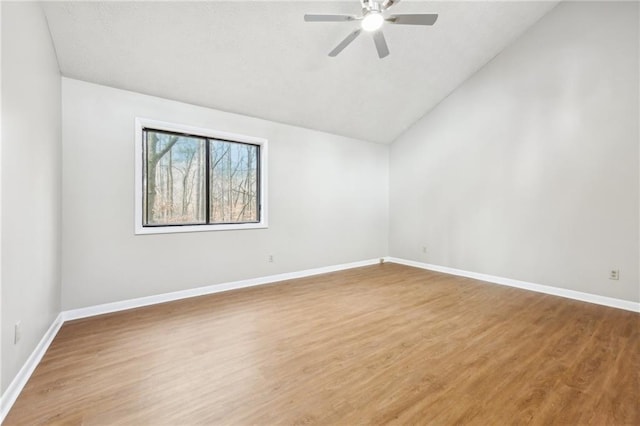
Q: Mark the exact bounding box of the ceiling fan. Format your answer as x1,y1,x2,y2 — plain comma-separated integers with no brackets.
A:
304,0,438,59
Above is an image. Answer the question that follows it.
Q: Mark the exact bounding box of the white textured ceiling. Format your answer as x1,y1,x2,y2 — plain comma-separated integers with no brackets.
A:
42,1,558,143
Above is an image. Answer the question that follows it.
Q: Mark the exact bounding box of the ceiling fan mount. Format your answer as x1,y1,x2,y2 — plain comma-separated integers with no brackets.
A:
304,0,438,59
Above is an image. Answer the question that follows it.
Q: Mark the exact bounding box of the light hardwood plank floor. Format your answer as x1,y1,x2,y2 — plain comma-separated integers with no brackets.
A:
5,263,639,425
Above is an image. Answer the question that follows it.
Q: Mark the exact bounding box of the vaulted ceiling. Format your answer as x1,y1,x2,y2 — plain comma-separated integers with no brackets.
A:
42,1,558,143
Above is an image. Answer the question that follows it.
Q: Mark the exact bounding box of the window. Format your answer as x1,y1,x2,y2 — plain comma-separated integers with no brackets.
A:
135,118,267,234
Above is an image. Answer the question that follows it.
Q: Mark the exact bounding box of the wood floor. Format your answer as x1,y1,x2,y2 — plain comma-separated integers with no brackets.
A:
5,263,639,425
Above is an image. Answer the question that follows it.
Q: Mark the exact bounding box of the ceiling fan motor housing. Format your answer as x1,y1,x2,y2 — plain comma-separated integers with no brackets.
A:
361,0,400,12
363,0,382,14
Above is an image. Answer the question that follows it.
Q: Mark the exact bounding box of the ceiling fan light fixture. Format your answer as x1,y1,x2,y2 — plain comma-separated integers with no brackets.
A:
361,12,384,32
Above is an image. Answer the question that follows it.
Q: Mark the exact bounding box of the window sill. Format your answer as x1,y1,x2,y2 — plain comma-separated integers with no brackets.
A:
135,222,268,235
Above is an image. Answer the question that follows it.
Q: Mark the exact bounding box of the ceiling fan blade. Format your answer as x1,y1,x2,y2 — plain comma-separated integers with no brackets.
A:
386,14,438,26
373,31,389,59
329,29,362,57
304,14,357,22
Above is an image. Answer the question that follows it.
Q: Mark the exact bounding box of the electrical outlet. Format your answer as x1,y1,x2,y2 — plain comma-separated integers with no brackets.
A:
422,246,427,254
379,258,384,264
14,321,21,344
268,255,274,263
609,269,620,280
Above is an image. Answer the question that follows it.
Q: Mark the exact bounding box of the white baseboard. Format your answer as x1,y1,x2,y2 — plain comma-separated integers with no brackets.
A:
0,313,64,423
62,258,380,321
385,257,640,313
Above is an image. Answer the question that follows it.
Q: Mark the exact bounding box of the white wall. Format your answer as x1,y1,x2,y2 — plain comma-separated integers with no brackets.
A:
61,78,388,310
389,1,639,302
1,2,62,392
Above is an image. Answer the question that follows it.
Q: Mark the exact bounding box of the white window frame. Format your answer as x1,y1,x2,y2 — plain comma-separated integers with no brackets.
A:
134,117,268,235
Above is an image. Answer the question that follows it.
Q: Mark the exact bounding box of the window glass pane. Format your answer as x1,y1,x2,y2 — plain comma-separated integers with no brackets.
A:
144,130,206,225
209,140,259,223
